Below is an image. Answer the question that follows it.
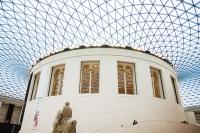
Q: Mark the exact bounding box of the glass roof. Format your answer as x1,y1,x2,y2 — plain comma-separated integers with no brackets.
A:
0,0,199,107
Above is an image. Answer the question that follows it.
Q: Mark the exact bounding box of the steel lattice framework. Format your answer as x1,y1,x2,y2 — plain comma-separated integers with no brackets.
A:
0,0,199,107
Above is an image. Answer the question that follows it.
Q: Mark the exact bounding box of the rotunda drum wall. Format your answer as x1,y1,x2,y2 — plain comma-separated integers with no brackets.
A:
21,48,185,133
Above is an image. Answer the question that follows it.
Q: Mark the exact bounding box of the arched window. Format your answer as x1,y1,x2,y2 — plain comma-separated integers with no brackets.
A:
31,72,40,100
171,76,179,104
150,67,164,98
80,62,99,93
49,65,65,96
118,62,136,94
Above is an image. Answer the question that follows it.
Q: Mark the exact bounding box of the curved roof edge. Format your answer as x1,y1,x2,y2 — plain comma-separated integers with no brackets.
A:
33,45,173,69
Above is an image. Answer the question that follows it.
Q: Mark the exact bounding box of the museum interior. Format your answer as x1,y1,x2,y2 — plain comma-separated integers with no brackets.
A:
0,0,200,133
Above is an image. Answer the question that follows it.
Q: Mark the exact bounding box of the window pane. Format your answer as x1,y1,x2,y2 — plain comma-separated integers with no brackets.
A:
80,62,99,94
118,65,125,94
125,66,134,94
81,64,90,93
50,65,65,96
51,69,60,95
31,73,40,99
91,63,99,93
150,68,164,98
59,68,65,94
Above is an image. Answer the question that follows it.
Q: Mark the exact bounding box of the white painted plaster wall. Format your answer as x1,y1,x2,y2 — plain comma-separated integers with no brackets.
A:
185,111,197,125
21,48,186,133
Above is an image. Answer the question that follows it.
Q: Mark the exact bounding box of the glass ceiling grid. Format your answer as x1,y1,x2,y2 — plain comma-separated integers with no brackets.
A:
0,0,199,107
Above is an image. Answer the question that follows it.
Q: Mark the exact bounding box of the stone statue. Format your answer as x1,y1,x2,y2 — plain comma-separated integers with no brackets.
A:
52,102,77,133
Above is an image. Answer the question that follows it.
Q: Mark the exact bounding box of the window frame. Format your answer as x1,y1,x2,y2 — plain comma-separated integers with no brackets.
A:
79,61,100,94
150,67,165,99
48,64,65,96
170,76,179,104
117,61,137,95
30,72,41,100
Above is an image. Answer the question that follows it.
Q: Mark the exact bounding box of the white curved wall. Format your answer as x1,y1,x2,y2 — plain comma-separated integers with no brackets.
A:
21,48,185,133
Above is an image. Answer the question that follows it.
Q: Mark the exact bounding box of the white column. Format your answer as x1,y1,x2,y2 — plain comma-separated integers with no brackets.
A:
135,61,153,98
64,59,81,98
162,70,174,102
36,65,51,98
100,57,117,96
